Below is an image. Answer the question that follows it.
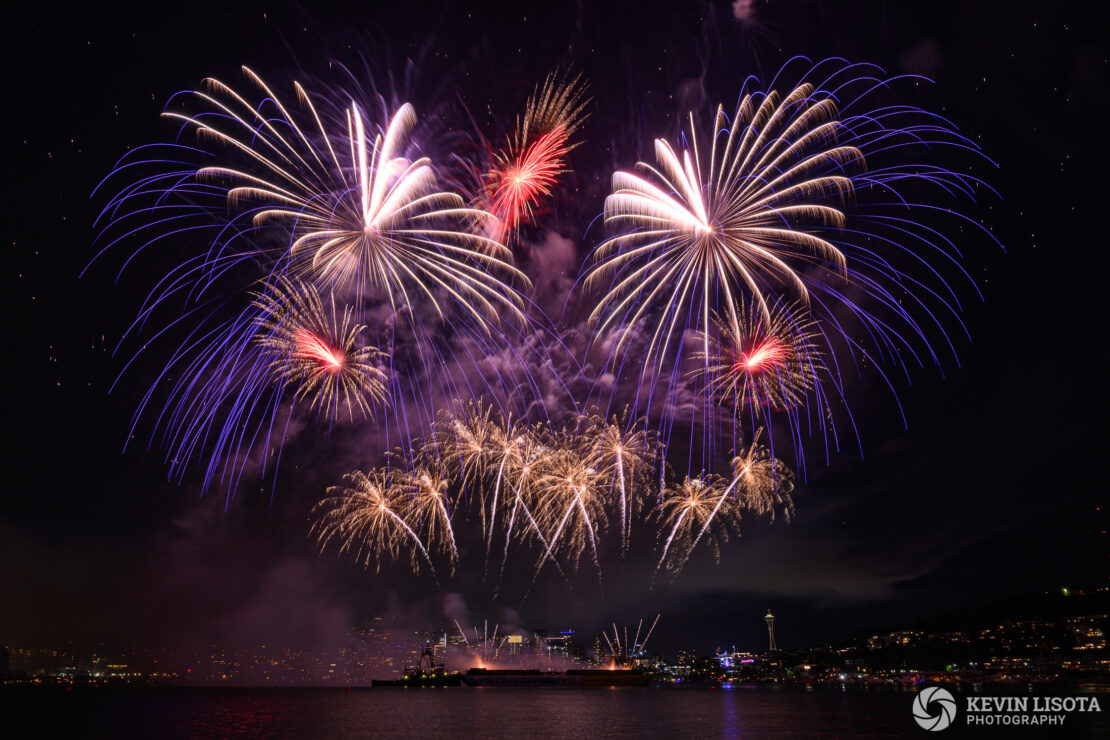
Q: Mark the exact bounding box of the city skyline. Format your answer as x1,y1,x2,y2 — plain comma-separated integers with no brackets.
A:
5,584,1105,687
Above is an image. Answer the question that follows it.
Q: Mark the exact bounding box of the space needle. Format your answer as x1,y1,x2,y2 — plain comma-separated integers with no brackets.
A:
764,610,777,652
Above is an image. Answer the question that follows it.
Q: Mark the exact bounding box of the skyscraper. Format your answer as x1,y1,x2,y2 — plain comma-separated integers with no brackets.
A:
764,610,777,652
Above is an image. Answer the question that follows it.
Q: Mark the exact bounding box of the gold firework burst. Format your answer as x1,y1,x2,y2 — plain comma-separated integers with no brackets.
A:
311,469,436,577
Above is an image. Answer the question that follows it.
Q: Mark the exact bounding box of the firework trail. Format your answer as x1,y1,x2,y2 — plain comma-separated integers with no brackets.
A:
601,615,661,663
602,631,616,657
452,620,507,664
642,613,661,649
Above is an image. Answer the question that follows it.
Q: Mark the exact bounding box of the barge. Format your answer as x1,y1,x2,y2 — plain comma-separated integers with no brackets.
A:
463,667,650,687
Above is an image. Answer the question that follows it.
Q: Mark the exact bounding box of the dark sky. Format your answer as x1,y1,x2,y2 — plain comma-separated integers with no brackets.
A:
5,0,1107,659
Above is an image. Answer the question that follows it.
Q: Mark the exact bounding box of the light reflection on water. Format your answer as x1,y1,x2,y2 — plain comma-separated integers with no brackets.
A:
3,686,1108,739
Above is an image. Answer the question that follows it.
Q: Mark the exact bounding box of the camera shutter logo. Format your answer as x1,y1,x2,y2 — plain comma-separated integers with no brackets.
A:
913,686,958,731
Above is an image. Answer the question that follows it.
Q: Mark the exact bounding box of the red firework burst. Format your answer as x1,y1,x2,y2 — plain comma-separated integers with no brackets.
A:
692,303,822,413
481,71,589,243
488,127,569,236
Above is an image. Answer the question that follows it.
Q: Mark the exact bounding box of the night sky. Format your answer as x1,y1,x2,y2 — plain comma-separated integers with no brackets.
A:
5,0,1107,660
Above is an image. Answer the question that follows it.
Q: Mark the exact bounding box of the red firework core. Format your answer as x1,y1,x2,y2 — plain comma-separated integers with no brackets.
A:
737,337,787,374
294,330,344,371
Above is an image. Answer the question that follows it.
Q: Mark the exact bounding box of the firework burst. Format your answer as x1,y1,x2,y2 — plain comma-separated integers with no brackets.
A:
311,469,437,579
670,430,795,575
253,276,388,421
165,69,532,327
483,71,589,241
731,430,796,523
433,400,499,504
402,463,459,568
493,428,552,578
534,444,607,579
583,81,857,367
656,474,732,573
691,300,821,414
582,62,997,469
589,413,657,556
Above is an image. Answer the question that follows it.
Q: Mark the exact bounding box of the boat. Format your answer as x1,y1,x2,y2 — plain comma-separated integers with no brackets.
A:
463,667,650,687
372,645,462,687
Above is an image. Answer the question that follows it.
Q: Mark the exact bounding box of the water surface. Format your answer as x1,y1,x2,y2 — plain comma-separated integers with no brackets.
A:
3,685,1106,738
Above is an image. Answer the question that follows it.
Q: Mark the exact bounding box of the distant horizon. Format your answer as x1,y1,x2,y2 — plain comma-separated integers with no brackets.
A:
6,582,1105,668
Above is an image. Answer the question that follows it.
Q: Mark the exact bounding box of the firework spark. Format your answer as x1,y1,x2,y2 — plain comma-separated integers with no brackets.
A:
494,428,553,583
582,64,996,468
534,444,607,580
402,463,459,568
589,413,656,556
433,401,499,515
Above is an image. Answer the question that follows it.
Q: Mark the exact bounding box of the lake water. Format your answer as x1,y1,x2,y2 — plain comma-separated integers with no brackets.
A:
3,685,1107,738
